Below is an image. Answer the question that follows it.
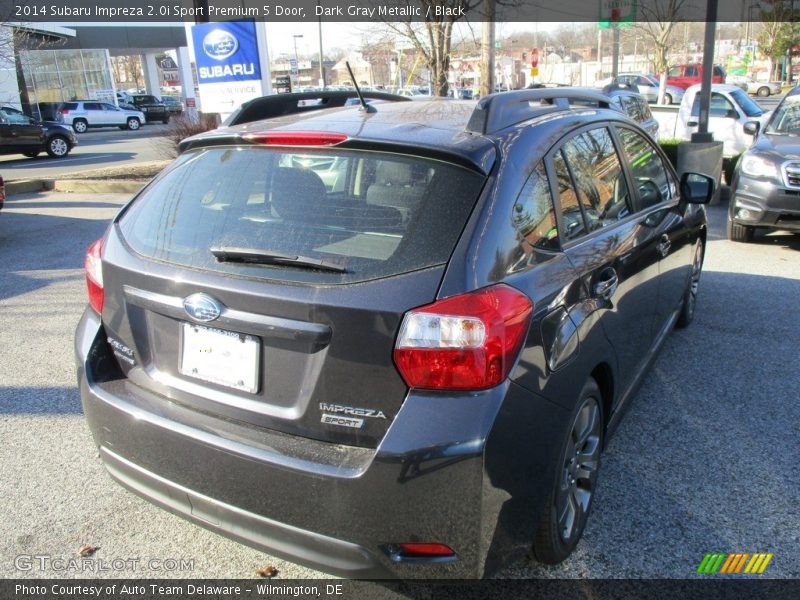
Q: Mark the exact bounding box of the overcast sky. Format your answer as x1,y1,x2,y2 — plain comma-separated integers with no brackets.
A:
263,21,562,59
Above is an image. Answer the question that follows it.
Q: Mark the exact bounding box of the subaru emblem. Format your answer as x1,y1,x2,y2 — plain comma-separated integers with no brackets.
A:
202,30,239,61
183,293,223,322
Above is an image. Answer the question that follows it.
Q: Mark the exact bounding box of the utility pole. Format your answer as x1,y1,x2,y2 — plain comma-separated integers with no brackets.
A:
481,18,496,97
694,0,718,141
317,1,325,88
597,28,603,80
789,0,796,84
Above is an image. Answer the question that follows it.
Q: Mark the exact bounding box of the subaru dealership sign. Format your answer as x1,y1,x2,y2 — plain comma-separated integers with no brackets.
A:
190,21,263,114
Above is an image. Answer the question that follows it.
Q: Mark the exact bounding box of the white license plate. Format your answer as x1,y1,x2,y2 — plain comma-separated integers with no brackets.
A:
179,324,260,393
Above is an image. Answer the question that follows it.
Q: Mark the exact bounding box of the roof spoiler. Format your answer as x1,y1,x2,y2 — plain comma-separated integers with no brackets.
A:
466,88,613,135
224,90,410,126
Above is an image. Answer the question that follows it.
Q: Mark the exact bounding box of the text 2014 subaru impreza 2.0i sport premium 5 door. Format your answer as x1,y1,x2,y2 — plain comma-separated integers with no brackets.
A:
75,89,714,578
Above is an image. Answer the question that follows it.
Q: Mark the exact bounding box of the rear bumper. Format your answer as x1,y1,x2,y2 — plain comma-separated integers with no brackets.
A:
76,309,566,578
140,110,168,121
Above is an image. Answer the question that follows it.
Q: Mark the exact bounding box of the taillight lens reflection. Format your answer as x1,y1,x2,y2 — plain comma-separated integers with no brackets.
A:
84,238,104,314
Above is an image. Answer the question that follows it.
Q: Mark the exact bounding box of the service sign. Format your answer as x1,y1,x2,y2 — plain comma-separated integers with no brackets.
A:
190,21,263,114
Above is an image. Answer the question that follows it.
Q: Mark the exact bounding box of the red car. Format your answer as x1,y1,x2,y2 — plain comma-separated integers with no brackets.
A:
667,64,726,90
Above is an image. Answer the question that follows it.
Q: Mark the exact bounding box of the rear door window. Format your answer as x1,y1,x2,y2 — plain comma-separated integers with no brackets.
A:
553,151,588,242
512,163,559,253
118,146,485,284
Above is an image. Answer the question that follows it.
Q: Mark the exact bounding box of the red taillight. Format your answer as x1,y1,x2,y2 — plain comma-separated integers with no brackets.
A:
0,176,5,203
241,131,348,146
84,238,104,314
395,543,455,558
393,284,533,391
59,109,69,115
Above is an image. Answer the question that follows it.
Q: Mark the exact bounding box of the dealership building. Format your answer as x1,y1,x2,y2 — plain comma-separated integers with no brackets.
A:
2,22,273,119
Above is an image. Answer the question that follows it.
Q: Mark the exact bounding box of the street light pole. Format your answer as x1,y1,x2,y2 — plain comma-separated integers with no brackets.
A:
292,34,303,89
317,2,325,88
293,34,303,64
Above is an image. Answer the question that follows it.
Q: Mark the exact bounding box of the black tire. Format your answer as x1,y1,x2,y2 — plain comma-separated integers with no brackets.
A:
46,135,70,158
162,116,170,124
126,117,141,131
727,217,754,243
23,151,40,158
72,119,88,134
533,378,604,564
664,93,673,105
676,239,704,328
757,86,770,97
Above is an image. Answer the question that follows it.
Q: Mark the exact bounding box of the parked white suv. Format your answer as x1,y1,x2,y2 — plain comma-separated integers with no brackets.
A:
58,101,145,133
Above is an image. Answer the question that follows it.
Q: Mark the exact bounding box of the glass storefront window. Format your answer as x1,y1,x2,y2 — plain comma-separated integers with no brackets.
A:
21,49,114,104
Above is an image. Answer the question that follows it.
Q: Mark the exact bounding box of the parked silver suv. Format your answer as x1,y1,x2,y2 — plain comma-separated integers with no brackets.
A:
58,101,145,133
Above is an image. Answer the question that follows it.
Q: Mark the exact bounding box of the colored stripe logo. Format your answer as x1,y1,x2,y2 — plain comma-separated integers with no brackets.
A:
697,552,773,574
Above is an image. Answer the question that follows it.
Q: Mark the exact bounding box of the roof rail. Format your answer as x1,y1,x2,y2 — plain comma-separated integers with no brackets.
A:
466,88,613,135
224,91,410,127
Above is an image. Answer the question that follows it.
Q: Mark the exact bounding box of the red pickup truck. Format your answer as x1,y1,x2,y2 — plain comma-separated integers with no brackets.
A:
667,64,726,89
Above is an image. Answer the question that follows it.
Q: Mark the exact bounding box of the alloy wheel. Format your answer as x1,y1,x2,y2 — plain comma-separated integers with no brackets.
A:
48,137,69,157
556,396,602,542
685,241,703,322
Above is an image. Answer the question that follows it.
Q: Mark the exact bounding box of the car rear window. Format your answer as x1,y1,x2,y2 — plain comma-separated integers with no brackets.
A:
117,146,486,284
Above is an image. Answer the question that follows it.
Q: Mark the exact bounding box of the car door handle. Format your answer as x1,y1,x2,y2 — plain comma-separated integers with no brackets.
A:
592,268,618,300
657,234,672,257
687,120,698,127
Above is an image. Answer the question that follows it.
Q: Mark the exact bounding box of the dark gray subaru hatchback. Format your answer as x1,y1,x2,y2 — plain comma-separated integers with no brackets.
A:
76,89,713,578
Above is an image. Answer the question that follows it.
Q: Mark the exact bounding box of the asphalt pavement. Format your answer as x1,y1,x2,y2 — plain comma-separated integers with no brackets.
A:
0,190,797,580
0,123,174,181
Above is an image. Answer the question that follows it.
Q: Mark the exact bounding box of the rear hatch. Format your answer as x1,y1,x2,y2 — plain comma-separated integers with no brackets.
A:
101,139,487,447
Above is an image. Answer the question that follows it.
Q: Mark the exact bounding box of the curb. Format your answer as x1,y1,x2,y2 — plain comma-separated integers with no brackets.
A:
54,179,146,194
6,179,55,196
6,178,146,196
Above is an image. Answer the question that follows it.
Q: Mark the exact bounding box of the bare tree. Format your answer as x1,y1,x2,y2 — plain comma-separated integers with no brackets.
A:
634,0,689,103
380,0,480,96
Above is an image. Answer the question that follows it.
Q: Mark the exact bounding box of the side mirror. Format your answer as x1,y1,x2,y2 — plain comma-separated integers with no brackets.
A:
680,172,715,204
743,121,760,136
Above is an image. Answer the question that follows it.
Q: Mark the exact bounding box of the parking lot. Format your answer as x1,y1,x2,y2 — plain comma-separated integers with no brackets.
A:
0,123,173,181
0,186,796,580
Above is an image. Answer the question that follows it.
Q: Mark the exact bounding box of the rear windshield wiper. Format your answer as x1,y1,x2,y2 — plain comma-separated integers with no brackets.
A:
210,246,347,273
